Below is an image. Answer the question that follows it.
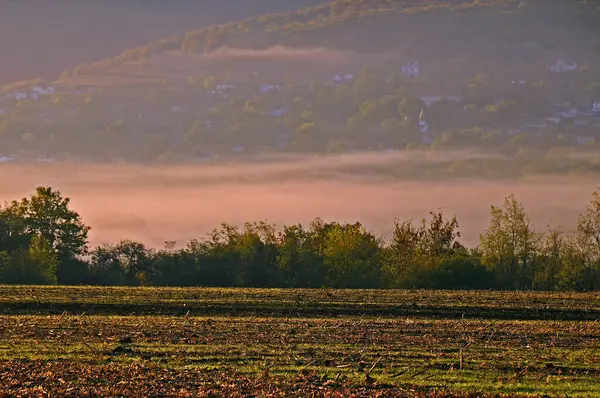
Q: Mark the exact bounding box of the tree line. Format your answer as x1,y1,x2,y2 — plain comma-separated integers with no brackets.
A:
1,187,600,290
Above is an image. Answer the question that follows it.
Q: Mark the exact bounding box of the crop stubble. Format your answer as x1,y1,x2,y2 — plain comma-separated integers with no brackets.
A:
0,287,599,397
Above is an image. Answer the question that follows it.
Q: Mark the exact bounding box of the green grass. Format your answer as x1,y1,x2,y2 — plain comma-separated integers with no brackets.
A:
1,286,599,319
1,286,599,396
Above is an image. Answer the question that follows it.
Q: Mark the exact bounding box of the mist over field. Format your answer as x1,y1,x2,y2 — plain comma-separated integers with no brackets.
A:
1,153,596,249
1,0,599,250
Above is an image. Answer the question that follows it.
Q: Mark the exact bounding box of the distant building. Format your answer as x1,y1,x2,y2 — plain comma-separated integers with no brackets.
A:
555,108,578,119
520,119,548,130
331,74,354,84
260,84,281,94
549,60,578,73
214,84,235,93
544,117,561,125
269,107,289,117
32,86,55,96
592,101,600,113
402,62,420,78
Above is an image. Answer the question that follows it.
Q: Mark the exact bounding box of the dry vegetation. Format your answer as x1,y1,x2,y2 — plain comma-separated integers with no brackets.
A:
0,287,599,396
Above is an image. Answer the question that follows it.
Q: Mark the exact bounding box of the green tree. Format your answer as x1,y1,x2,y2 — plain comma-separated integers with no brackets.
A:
383,211,464,288
277,223,326,287
479,195,542,289
4,187,90,257
464,73,493,105
428,99,461,131
322,222,382,288
187,223,244,287
291,122,317,152
398,96,425,123
90,240,153,286
416,256,496,290
3,187,90,284
150,244,199,286
236,221,280,287
535,226,566,290
142,133,169,163
185,120,210,150
559,191,600,291
352,68,377,98
203,76,217,91
0,236,58,285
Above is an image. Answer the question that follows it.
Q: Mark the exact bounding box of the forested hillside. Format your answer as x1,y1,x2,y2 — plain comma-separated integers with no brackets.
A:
67,0,600,78
1,0,599,169
0,0,324,84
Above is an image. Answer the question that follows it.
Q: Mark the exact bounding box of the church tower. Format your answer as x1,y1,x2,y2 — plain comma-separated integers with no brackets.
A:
419,108,428,133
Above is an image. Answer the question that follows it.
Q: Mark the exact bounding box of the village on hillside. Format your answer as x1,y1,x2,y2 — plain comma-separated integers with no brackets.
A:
1,57,599,164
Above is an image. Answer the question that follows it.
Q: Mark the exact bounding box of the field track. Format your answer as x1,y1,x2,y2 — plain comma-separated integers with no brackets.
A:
1,287,599,397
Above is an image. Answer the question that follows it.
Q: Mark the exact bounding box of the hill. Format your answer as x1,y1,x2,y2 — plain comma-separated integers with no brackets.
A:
64,0,600,80
0,0,599,168
0,0,325,85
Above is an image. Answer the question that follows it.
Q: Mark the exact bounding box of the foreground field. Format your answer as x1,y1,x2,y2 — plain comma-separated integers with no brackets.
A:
1,287,599,397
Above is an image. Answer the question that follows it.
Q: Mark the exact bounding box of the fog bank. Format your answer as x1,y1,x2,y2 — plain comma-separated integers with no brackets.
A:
0,153,596,248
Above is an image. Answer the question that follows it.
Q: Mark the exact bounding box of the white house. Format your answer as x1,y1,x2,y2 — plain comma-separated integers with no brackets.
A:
32,86,55,96
592,101,600,113
260,84,281,94
549,60,577,73
331,74,354,84
556,108,578,119
214,84,235,93
402,62,420,78
544,117,561,125
14,92,27,101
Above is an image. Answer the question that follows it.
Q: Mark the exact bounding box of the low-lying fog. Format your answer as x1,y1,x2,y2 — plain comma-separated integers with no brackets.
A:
1,152,597,249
